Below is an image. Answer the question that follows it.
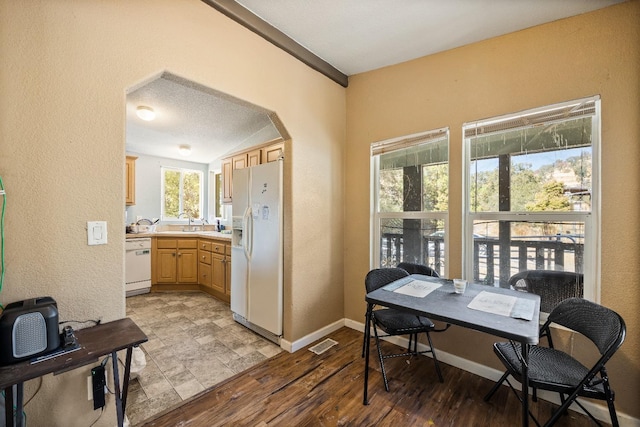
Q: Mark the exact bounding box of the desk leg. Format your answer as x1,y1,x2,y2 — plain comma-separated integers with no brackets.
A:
111,351,124,427
521,343,530,427
121,347,133,413
5,386,14,427
363,302,373,405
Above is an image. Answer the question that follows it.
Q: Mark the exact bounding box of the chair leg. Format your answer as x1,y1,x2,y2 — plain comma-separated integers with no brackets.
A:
484,370,510,401
607,396,619,427
425,331,443,382
373,324,390,392
362,312,368,358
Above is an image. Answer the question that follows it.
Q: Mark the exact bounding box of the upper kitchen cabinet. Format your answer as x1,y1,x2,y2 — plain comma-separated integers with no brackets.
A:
222,158,233,204
125,155,137,205
222,140,283,204
261,142,283,163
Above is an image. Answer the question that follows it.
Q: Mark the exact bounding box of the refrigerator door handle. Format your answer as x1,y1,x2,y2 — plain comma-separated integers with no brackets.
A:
243,206,252,261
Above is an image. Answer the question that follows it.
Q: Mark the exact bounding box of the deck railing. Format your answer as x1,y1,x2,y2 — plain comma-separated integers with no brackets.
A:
381,233,583,286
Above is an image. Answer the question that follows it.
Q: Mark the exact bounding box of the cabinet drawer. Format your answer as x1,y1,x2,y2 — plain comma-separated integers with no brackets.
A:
156,238,177,249
178,239,198,249
225,245,231,255
199,240,212,252
199,250,212,265
212,242,226,255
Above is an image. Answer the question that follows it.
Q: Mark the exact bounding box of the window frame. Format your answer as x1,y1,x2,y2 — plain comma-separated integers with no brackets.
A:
462,96,601,305
160,166,204,221
371,128,450,275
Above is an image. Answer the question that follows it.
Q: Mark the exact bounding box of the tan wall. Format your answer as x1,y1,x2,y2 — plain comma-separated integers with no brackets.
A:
345,1,640,419
0,0,345,425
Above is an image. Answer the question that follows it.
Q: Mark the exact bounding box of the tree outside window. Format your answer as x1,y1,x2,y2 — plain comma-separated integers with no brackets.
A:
162,167,202,220
463,96,599,306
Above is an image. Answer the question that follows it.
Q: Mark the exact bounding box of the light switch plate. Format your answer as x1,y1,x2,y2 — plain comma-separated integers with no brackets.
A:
87,221,108,245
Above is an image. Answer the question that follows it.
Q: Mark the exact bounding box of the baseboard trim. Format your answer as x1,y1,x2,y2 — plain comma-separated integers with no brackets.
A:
280,319,345,353
289,318,639,427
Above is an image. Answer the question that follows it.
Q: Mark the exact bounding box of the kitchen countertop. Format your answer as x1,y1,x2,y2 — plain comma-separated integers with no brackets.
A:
125,230,232,240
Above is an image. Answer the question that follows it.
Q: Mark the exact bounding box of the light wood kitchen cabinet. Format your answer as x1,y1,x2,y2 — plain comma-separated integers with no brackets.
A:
221,158,232,204
198,238,230,301
232,153,248,170
154,238,198,285
247,148,261,166
222,140,284,204
261,142,283,163
125,155,137,206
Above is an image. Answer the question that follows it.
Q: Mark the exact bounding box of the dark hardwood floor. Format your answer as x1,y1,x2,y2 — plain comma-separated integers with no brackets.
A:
141,327,605,427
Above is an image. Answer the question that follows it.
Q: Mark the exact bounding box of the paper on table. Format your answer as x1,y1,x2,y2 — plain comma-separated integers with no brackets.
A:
467,291,535,321
392,279,442,298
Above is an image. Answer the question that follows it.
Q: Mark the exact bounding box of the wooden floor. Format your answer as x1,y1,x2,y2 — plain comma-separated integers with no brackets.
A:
141,327,605,427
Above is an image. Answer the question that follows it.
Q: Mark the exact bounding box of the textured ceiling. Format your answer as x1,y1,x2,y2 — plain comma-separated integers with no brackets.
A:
126,73,280,164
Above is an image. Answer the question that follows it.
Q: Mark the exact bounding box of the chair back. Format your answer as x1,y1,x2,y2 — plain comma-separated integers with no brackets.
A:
397,262,439,277
547,298,626,357
509,270,583,313
365,268,409,293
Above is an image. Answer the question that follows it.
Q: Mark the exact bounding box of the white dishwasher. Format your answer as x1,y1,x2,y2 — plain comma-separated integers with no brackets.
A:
125,238,151,297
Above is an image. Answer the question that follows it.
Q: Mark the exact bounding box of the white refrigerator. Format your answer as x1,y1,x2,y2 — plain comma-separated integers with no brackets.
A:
231,160,283,343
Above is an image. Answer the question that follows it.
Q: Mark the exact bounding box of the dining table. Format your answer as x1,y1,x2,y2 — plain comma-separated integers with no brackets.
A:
363,274,541,427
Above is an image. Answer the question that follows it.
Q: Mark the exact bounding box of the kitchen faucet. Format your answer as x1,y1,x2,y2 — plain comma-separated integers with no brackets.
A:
178,212,193,231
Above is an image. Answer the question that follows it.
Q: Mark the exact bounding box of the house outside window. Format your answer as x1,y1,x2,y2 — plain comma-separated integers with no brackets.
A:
372,128,449,276
161,167,203,220
463,96,600,308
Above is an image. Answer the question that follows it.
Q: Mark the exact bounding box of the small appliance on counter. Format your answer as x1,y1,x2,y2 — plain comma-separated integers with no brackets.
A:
0,297,60,365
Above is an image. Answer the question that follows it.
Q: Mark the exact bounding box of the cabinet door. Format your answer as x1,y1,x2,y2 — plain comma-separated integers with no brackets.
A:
232,153,248,170
222,158,232,204
199,262,212,288
248,149,261,166
156,249,177,283
261,143,283,163
211,253,225,294
225,256,231,296
177,248,198,283
125,156,137,205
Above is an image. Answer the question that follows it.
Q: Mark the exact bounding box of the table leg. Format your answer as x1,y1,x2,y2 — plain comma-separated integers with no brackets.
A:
111,351,124,427
121,347,133,413
521,343,530,427
5,386,14,427
363,302,373,405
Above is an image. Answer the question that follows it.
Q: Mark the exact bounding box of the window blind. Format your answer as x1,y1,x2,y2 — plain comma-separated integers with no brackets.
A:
464,96,599,139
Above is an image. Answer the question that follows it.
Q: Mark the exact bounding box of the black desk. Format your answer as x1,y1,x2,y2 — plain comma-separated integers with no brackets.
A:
363,275,540,427
0,317,148,427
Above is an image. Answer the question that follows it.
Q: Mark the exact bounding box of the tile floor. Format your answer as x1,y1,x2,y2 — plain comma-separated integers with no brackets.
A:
125,291,282,426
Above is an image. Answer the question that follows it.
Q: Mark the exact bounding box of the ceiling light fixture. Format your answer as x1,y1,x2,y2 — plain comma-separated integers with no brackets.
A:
136,106,155,121
178,144,191,156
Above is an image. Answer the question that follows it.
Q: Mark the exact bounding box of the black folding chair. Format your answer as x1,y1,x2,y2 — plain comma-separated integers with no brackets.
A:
397,261,439,277
362,268,445,391
509,270,583,313
484,298,626,427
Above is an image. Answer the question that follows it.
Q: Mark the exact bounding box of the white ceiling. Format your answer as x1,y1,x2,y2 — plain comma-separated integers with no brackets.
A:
126,0,622,163
236,0,623,75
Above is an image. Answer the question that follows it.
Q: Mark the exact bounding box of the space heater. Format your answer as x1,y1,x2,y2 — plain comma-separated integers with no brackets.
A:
0,297,60,365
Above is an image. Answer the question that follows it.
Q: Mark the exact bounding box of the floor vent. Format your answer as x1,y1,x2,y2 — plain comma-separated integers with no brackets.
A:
309,338,338,355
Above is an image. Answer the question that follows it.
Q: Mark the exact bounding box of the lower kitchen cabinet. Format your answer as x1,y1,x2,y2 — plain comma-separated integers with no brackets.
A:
154,238,198,285
198,238,231,301
153,236,231,300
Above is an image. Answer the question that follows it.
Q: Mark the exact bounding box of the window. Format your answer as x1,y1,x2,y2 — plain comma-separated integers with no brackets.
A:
463,96,600,306
372,128,449,276
161,167,203,220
